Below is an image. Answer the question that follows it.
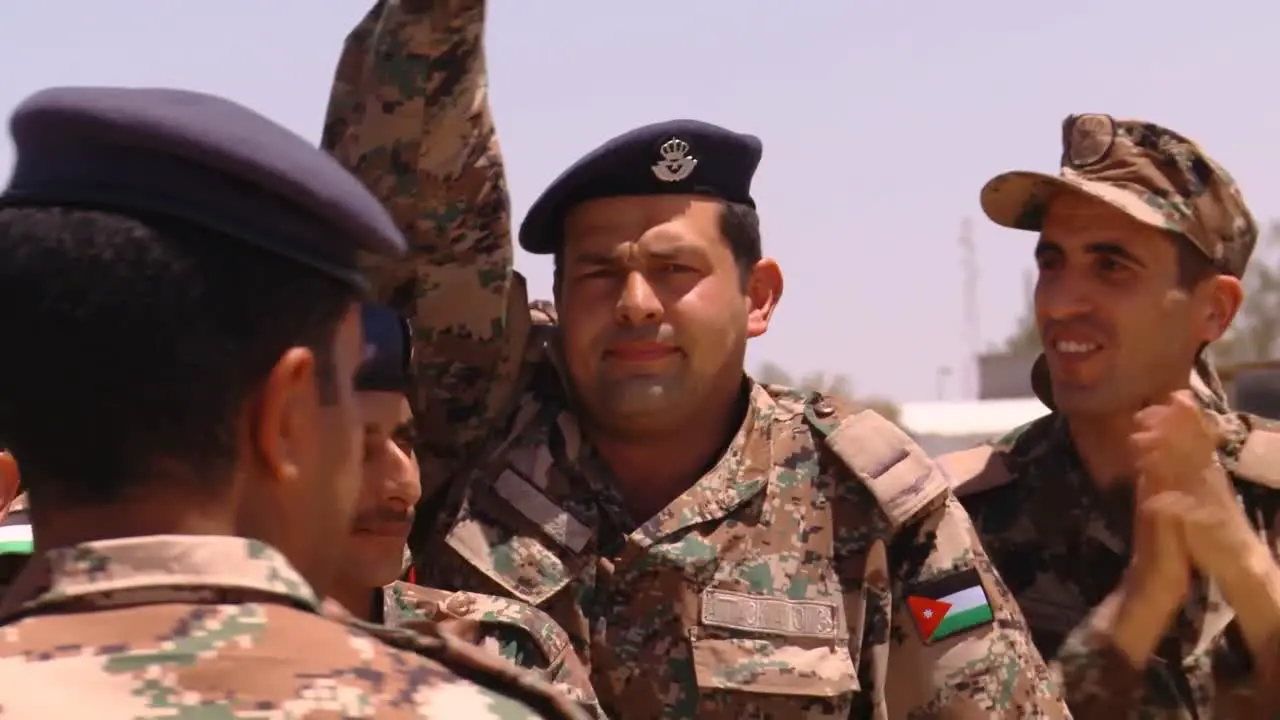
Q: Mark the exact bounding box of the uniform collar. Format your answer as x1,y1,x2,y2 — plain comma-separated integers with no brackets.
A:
0,534,319,620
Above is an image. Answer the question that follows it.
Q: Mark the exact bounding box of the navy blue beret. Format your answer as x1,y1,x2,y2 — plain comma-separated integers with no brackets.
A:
0,86,406,289
518,119,763,255
356,304,412,393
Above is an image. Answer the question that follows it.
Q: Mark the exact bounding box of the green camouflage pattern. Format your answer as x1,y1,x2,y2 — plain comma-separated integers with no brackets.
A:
418,382,1068,718
322,1,1069,717
981,114,1258,278
383,581,606,718
323,0,525,503
948,403,1280,718
0,535,586,718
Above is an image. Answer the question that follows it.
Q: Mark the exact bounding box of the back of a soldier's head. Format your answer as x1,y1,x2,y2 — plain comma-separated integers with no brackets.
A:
0,209,362,545
0,86,405,593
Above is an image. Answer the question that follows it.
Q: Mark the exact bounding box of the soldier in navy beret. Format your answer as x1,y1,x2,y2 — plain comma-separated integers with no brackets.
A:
0,84,408,588
0,87,578,718
518,119,785,449
331,4,1072,713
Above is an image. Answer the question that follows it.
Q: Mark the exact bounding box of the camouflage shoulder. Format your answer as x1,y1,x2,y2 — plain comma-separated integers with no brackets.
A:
343,613,589,720
1230,412,1280,490
802,391,950,531
431,589,574,669
992,419,1037,450
386,584,601,715
934,447,1012,499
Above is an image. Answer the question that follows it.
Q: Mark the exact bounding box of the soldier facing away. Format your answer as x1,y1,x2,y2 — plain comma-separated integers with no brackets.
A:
323,2,1073,717
939,115,1280,717
0,86,584,719
329,304,605,717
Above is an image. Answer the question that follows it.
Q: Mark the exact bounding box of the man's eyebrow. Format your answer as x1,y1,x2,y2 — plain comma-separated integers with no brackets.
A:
1033,239,1061,259
1033,238,1145,266
567,250,617,266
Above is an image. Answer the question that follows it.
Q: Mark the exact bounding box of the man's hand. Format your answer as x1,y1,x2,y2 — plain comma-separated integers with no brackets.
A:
1132,391,1280,659
1107,477,1194,666
1130,390,1220,491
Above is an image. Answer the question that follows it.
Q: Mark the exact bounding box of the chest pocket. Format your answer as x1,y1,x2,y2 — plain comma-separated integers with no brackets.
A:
689,587,859,717
684,412,861,717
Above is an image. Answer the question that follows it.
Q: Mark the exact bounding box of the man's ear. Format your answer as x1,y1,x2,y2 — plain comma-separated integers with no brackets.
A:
1200,274,1244,343
248,348,320,487
0,451,20,521
745,258,784,339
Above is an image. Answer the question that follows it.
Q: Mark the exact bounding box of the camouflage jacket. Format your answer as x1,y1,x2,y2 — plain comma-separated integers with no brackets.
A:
382,581,606,718
939,410,1280,718
0,535,587,719
323,1,1072,717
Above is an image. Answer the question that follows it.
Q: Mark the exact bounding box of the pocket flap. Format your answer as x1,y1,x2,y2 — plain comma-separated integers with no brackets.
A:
690,634,859,697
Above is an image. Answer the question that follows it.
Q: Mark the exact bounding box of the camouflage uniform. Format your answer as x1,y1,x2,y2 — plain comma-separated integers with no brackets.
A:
944,403,1280,718
324,3,1072,717
0,536,587,718
382,582,606,718
941,116,1280,718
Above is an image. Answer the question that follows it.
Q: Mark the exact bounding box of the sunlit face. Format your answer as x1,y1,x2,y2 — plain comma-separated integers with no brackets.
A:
336,391,419,590
1034,191,1238,415
557,195,780,436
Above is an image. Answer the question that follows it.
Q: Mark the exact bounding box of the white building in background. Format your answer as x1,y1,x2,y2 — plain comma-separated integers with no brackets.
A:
897,351,1049,455
901,396,1049,455
895,354,1280,454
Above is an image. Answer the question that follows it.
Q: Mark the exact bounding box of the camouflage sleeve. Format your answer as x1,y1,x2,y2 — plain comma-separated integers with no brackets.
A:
322,0,524,475
463,620,606,712
1050,592,1147,715
882,495,1070,717
460,614,605,719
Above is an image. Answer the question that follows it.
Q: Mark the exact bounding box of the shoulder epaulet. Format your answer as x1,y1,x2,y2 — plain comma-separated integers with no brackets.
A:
346,615,588,720
806,397,949,530
935,446,1013,498
1235,427,1280,490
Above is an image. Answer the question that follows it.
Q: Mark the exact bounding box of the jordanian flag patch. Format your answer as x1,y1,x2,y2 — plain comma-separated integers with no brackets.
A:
905,568,994,644
0,521,32,556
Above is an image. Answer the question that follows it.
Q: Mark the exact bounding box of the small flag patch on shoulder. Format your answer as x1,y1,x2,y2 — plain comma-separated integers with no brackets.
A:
904,567,993,644
0,522,33,556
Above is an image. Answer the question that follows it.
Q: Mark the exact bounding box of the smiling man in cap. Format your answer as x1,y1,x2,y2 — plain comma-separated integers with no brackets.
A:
939,115,1280,716
0,85,583,720
324,1,1070,717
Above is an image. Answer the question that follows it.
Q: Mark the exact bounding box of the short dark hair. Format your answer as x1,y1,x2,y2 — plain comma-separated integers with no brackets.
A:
0,206,358,506
1172,234,1218,290
553,200,763,293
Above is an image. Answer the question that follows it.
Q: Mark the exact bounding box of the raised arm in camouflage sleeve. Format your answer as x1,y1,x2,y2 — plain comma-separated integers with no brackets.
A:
878,495,1069,717
323,0,525,477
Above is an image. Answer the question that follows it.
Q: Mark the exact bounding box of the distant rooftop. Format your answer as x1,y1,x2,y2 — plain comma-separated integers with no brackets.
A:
899,397,1049,439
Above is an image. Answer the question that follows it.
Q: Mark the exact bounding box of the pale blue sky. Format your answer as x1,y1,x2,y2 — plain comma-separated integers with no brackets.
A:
0,1,1273,402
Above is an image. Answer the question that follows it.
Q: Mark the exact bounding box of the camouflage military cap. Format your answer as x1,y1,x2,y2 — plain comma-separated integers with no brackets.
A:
981,114,1257,277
